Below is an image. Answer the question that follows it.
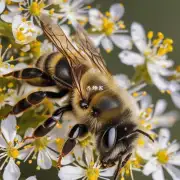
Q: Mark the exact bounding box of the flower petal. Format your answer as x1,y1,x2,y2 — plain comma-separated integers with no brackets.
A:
26,176,37,180
169,152,180,166
152,166,165,180
1,115,16,143
58,165,85,180
100,166,116,177
154,99,167,116
3,158,20,180
113,74,131,89
158,128,170,149
164,164,180,180
171,92,180,109
140,95,152,110
0,0,5,14
111,34,132,49
131,22,147,53
110,3,125,21
37,150,52,169
88,8,102,28
89,34,104,47
0,134,7,148
1,12,20,23
119,50,145,66
101,37,113,52
143,159,159,176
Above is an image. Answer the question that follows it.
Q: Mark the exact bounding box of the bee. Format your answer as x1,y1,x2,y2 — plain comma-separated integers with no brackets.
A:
4,14,154,180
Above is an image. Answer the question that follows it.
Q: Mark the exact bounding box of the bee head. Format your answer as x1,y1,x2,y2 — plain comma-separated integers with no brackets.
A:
96,121,138,166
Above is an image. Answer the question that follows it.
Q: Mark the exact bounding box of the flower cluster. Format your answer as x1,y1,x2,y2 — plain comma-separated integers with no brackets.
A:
0,0,179,180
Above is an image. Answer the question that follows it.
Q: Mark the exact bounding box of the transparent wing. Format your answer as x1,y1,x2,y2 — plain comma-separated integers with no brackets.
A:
74,23,110,75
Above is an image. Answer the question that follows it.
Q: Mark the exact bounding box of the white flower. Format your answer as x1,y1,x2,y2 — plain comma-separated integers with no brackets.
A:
12,15,41,44
119,22,174,88
141,129,180,180
0,0,22,21
21,126,73,169
88,4,132,52
0,115,26,180
119,22,180,107
139,95,178,130
59,149,116,180
52,0,90,26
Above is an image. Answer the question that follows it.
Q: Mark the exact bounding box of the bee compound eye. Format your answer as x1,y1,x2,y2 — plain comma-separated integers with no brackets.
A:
102,127,117,151
68,124,88,139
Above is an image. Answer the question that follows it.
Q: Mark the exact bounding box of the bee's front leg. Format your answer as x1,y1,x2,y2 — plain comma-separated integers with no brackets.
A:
57,124,89,168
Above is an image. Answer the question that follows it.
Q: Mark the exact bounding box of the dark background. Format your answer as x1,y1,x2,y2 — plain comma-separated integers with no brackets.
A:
20,0,180,179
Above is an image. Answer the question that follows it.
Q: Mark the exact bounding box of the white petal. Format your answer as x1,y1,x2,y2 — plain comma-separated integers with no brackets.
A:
88,8,102,27
58,166,85,180
153,111,178,128
18,147,34,160
113,74,131,89
0,134,7,148
26,176,37,180
154,99,167,116
37,150,52,169
110,3,125,21
61,154,75,166
1,115,16,143
111,34,132,49
169,152,180,166
164,164,180,180
46,148,58,161
140,95,152,110
119,50,145,66
158,129,170,149
3,158,20,180
89,34,104,47
1,12,20,23
100,166,116,177
152,166,165,180
0,0,5,14
131,22,147,53
143,159,159,175
171,92,180,109
60,24,71,36
101,37,113,52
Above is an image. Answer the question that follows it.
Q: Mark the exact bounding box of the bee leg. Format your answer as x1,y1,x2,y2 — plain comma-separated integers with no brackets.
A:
57,124,88,168
33,105,72,138
114,153,132,180
3,68,56,86
10,89,69,115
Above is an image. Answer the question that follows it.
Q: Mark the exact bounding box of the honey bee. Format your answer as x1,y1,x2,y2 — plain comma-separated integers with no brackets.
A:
4,14,154,179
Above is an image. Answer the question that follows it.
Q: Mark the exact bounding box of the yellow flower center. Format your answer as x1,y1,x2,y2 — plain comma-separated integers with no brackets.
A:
86,162,99,180
102,17,114,36
16,31,26,41
137,137,145,147
34,137,49,151
79,135,91,148
30,40,41,58
156,149,169,164
29,2,44,16
7,143,19,159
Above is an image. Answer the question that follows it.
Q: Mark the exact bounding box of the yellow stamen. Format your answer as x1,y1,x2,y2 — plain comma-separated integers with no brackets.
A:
147,31,153,39
86,161,99,180
157,149,169,164
7,82,14,88
157,32,164,39
16,161,21,165
102,18,114,36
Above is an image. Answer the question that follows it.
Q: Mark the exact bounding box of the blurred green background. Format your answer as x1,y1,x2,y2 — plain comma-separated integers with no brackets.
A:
19,0,180,179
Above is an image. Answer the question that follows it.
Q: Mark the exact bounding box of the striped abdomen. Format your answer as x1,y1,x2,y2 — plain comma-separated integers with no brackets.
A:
35,52,73,88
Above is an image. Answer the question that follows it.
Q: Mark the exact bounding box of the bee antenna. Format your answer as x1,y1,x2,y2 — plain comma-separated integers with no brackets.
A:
135,129,154,142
